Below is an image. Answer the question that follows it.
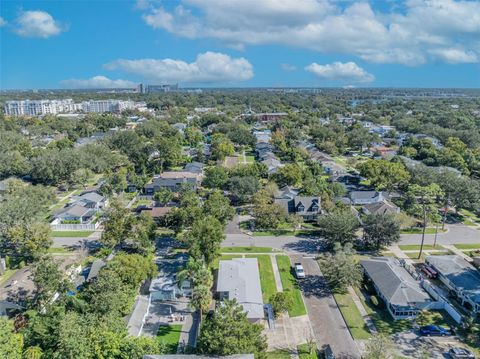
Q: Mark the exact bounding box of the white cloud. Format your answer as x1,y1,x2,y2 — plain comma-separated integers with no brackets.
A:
281,63,297,71
0,17,7,27
139,0,480,66
60,76,137,89
428,48,478,64
14,10,65,38
305,61,375,83
104,51,254,83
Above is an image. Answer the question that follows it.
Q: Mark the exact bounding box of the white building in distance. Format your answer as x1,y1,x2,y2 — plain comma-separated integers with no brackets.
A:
4,99,135,116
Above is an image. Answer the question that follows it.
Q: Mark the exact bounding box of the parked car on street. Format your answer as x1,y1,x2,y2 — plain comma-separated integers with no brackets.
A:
449,347,475,359
294,263,305,279
323,344,335,359
419,325,452,336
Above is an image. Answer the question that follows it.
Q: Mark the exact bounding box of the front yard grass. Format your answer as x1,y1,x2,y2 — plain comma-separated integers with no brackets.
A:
398,244,444,251
405,250,452,261
221,246,274,253
156,324,182,353
400,228,446,234
297,344,318,359
454,243,480,250
265,349,291,359
353,287,412,335
51,230,94,237
0,269,17,285
276,255,307,317
333,291,371,340
47,247,74,254
246,255,277,302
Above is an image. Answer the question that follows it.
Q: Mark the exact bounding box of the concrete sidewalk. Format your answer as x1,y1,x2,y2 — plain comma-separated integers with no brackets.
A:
348,287,377,334
270,255,284,292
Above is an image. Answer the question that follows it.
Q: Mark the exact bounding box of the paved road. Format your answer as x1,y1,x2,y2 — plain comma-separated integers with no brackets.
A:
223,233,322,253
290,254,361,359
399,223,480,245
52,230,102,248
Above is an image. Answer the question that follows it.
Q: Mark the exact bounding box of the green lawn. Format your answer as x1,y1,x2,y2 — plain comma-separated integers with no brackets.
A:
221,246,274,253
460,209,480,222
297,344,318,359
47,247,74,254
0,269,17,285
265,349,291,359
276,255,307,317
333,292,371,339
246,155,255,163
398,244,444,251
246,255,277,302
454,243,480,250
401,228,446,234
156,324,182,353
51,231,94,237
406,250,452,261
353,287,412,335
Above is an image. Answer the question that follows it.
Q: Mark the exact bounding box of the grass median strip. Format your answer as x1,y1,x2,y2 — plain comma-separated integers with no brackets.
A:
454,243,480,250
276,255,307,317
245,255,277,302
221,246,273,253
51,230,94,237
398,244,444,251
333,291,371,340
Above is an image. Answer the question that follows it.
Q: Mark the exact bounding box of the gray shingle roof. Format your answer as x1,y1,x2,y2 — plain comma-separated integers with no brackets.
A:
361,257,432,308
55,204,93,218
426,255,480,304
78,191,105,203
362,200,399,215
217,258,264,320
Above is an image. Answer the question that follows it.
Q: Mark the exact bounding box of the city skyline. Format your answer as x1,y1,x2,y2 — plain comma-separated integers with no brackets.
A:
1,0,480,89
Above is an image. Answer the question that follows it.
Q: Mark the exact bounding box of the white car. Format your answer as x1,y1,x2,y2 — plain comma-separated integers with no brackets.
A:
294,263,305,279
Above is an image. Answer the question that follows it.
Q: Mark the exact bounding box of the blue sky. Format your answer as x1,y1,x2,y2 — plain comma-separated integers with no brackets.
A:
1,0,479,89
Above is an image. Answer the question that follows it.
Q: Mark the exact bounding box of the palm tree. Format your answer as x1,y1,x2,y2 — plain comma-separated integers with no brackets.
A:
191,285,212,314
24,346,43,359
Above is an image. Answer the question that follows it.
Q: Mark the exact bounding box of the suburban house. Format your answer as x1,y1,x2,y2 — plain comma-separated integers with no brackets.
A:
348,190,386,205
217,258,264,323
362,200,400,216
183,161,205,175
275,186,321,221
361,257,434,320
53,204,96,224
71,191,107,210
254,112,288,122
144,171,201,193
426,255,480,312
149,256,192,302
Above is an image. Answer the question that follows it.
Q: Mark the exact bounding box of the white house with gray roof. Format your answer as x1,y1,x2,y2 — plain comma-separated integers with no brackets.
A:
217,258,264,322
361,257,434,320
426,255,480,313
348,191,385,205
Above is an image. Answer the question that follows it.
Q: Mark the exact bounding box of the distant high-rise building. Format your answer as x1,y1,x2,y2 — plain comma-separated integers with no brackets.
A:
4,99,135,116
143,84,178,93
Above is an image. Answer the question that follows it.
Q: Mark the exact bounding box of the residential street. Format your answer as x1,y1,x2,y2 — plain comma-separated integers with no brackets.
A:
399,223,480,245
289,254,361,359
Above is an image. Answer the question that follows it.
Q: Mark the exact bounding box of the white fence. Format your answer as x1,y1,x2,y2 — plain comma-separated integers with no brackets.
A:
50,222,99,231
421,280,463,323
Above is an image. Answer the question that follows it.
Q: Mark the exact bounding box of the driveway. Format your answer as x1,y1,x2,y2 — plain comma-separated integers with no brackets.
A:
289,254,361,359
400,223,480,245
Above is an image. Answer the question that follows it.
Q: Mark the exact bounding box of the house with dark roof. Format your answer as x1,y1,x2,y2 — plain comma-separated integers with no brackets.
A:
362,200,400,216
361,257,434,320
426,255,480,313
274,187,321,221
217,258,264,323
144,171,201,193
